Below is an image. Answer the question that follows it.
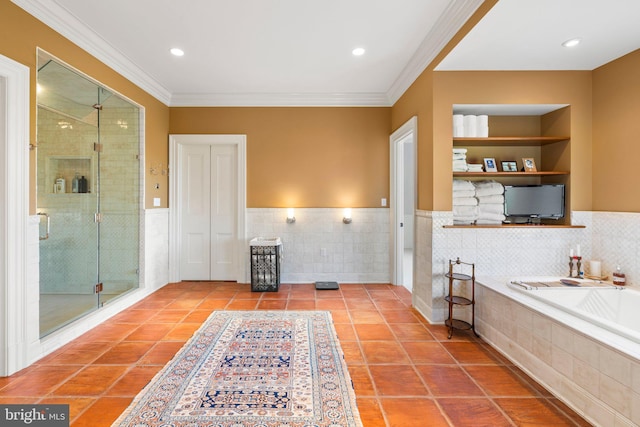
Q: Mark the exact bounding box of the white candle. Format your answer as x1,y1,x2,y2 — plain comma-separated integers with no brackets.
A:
576,244,581,257
570,248,574,257
589,260,601,277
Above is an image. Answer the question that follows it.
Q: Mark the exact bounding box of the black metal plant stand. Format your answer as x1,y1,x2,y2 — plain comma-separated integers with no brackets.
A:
445,258,479,339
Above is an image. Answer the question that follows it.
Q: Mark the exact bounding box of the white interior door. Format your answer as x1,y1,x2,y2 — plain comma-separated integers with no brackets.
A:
179,144,211,280
178,143,237,281
210,145,237,279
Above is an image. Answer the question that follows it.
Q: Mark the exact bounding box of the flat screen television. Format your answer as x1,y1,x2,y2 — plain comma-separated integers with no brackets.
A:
503,184,565,221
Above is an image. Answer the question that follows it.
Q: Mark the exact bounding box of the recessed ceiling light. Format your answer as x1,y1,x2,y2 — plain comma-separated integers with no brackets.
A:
352,47,365,56
561,38,581,48
170,48,185,57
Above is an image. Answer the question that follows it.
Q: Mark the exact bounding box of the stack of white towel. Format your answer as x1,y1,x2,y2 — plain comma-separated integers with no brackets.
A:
453,148,468,172
466,163,484,172
452,180,477,225
474,181,505,225
453,115,464,137
452,114,489,137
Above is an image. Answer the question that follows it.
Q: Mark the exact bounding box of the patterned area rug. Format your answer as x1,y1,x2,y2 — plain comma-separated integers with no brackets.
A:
113,310,362,427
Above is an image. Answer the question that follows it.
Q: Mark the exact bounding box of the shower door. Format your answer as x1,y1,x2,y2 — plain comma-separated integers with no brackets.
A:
37,52,140,337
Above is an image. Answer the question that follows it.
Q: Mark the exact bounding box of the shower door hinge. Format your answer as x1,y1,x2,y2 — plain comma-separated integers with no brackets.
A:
94,282,103,294
94,143,103,152
93,103,103,110
94,212,103,223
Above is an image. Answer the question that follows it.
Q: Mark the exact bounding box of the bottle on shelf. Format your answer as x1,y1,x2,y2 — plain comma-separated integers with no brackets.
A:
54,176,65,194
613,265,626,286
72,172,80,193
78,175,88,193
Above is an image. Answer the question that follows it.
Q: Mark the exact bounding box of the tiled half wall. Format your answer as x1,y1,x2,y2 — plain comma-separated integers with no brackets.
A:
247,208,390,284
414,211,639,323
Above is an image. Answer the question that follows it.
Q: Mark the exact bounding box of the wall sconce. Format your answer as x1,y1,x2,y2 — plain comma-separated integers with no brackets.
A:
342,208,352,224
286,208,296,224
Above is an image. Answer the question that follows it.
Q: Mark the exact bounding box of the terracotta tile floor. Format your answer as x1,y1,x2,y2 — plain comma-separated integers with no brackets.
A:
0,282,592,426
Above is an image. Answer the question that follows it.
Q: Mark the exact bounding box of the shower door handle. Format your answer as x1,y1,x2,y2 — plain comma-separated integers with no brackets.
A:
37,212,50,240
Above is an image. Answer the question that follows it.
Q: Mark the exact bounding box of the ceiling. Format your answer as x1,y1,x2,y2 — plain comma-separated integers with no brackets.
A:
14,0,640,107
437,0,640,71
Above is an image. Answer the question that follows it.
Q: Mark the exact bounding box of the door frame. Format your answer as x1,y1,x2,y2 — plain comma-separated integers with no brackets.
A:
389,116,417,287
168,134,247,283
0,54,31,376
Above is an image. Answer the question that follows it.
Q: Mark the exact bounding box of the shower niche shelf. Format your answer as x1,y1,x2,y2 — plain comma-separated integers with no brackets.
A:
46,156,93,194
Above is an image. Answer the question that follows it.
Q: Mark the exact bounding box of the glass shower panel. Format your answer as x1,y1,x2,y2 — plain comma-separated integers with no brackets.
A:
37,58,100,337
37,52,140,336
97,89,140,306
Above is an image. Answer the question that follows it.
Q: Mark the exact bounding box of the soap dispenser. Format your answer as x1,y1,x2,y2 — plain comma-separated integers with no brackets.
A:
613,265,626,286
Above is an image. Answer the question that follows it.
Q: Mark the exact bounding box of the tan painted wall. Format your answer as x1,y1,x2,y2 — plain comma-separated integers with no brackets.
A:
169,107,391,208
391,72,435,211
391,0,498,211
0,1,170,211
7,0,636,214
592,49,640,212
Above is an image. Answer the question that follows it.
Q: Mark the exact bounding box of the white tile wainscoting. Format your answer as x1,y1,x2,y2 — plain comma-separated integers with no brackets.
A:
144,208,170,290
413,210,639,323
246,208,390,284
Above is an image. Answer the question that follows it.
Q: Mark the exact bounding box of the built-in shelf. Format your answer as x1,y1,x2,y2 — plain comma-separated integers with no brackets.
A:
452,108,573,227
453,171,569,177
453,136,569,146
47,156,92,194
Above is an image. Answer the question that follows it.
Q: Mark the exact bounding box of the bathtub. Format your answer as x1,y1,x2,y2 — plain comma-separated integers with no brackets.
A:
507,278,640,345
475,276,640,427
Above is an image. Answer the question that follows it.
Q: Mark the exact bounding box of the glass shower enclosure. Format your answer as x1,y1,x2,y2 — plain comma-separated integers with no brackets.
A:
37,51,141,337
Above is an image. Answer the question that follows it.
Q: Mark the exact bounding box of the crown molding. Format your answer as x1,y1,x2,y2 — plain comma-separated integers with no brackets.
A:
170,92,392,107
12,0,172,106
13,0,480,107
386,0,484,105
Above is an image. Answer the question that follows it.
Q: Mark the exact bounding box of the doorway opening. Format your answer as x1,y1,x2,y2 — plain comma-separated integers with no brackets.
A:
390,117,417,293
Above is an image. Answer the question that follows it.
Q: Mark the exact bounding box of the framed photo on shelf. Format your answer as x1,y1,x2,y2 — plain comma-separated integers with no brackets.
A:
483,158,498,172
522,157,537,172
501,161,518,172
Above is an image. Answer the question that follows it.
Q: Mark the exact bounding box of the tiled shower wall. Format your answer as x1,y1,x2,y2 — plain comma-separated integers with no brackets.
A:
37,108,99,294
247,208,389,284
98,104,141,294
414,210,639,323
37,104,140,295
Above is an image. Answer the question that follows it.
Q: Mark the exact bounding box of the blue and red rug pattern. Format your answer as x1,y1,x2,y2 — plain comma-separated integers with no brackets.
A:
113,310,362,426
